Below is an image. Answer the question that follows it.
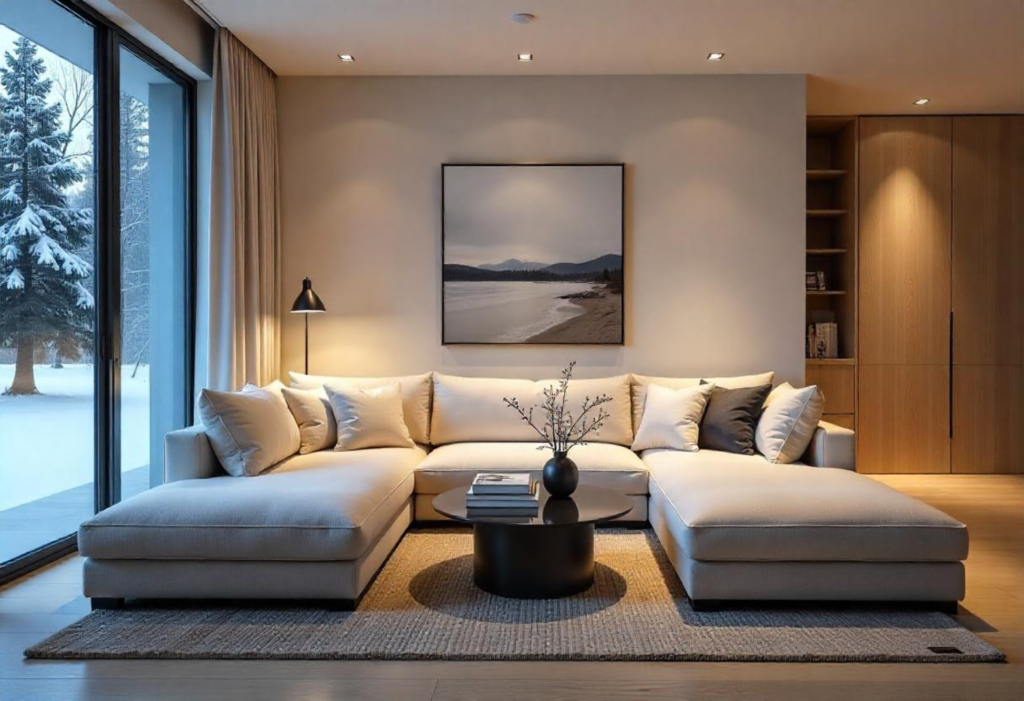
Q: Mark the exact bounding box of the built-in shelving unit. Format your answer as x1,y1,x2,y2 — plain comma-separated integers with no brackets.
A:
805,116,858,429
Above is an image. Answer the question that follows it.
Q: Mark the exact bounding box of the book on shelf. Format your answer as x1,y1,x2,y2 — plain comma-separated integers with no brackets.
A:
807,322,838,359
469,472,534,495
805,271,827,291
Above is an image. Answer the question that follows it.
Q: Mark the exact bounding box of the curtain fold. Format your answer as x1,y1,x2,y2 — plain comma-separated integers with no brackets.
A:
206,28,280,391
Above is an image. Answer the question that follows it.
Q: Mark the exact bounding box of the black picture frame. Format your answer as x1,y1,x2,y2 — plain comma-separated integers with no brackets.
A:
441,163,625,346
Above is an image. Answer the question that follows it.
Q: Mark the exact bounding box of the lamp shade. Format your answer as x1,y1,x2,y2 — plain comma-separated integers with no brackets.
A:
291,277,326,313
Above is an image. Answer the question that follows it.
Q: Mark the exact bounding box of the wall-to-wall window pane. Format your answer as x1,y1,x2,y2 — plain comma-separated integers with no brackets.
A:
118,47,188,499
0,2,96,564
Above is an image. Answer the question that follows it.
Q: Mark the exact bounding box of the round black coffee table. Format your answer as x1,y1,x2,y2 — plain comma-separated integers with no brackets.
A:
432,484,633,599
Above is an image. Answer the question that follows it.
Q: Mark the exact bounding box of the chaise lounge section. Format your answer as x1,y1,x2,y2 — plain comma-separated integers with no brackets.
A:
645,444,968,610
79,429,423,608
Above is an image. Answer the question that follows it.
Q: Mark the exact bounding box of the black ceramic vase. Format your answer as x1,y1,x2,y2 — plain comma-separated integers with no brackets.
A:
543,451,579,497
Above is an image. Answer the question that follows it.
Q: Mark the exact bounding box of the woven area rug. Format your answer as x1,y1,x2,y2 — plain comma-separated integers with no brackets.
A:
26,529,1004,662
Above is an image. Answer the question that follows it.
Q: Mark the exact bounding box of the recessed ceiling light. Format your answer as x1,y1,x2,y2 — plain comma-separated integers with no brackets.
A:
517,53,533,62
707,52,725,61
512,13,536,25
338,54,356,62
914,98,930,105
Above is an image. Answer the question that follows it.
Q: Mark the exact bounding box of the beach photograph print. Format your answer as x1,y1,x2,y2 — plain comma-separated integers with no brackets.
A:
442,164,624,344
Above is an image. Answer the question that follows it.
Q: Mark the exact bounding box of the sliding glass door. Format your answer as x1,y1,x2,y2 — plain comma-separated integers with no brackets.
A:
117,47,189,500
0,0,195,580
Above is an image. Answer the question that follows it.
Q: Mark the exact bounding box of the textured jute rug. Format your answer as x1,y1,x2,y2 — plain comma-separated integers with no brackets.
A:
26,529,1004,662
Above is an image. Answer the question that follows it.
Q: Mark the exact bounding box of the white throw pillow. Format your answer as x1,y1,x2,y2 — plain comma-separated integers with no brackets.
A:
198,380,301,477
631,371,775,432
429,374,634,446
289,371,432,444
281,386,337,454
631,383,715,452
325,382,415,451
755,382,825,464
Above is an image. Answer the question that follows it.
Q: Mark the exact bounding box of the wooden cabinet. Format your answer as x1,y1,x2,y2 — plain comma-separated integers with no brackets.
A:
858,116,1023,474
951,116,1024,473
858,117,952,473
859,117,952,366
859,366,950,474
952,366,1024,474
805,360,855,428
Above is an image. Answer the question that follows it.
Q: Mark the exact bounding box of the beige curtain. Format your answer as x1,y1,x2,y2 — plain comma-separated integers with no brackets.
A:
207,28,280,391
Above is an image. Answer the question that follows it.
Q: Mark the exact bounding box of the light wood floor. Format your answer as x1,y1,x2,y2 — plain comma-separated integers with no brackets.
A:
2,475,1022,700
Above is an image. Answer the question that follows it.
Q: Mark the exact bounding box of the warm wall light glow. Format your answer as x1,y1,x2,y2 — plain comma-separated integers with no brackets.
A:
517,53,533,62
338,54,356,62
914,98,930,105
707,52,725,61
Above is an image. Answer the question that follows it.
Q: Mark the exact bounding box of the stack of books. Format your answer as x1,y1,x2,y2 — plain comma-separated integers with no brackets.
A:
807,322,839,359
466,473,539,516
805,271,828,291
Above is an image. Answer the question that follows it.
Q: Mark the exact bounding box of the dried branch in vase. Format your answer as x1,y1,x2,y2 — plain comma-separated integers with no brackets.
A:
502,361,612,454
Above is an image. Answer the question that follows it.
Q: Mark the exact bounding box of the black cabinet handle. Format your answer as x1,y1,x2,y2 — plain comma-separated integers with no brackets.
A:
949,310,954,439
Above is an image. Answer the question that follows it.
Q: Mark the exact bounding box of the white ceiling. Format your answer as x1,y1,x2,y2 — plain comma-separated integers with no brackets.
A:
199,0,1024,114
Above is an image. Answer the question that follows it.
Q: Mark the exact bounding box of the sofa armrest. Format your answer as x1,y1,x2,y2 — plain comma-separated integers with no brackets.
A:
801,421,856,471
164,425,223,483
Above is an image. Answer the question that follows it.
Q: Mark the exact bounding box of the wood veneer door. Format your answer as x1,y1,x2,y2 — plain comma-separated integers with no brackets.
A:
952,116,1024,366
859,117,952,366
952,366,1024,474
951,116,1024,473
858,366,950,473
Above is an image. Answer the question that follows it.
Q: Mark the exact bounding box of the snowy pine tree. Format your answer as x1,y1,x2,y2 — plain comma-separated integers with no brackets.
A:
0,38,93,395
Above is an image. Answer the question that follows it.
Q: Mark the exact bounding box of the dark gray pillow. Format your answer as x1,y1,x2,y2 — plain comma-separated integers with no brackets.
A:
698,383,773,455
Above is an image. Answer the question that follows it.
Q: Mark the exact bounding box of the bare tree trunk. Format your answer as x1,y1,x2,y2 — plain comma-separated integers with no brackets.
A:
8,337,39,395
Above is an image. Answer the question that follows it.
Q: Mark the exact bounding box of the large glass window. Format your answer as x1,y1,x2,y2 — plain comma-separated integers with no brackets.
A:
0,0,195,577
0,0,97,566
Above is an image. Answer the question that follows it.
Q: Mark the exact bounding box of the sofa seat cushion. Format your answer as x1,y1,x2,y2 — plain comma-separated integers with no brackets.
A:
79,446,426,562
643,448,968,563
415,442,648,495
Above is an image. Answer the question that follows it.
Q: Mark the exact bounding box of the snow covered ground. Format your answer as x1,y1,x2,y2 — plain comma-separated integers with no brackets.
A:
0,364,150,512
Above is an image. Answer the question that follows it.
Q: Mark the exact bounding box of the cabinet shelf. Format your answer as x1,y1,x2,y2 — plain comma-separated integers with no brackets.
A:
807,169,848,180
807,248,848,255
807,209,848,217
806,357,856,366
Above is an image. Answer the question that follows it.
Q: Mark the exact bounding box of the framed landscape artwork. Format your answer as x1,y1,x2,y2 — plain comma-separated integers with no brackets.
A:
441,164,624,345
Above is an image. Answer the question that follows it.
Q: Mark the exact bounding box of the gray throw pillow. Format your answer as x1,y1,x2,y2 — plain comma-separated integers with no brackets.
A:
698,383,773,455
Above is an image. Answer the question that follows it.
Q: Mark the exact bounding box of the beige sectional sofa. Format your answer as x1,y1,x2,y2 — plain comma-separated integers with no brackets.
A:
78,372,967,612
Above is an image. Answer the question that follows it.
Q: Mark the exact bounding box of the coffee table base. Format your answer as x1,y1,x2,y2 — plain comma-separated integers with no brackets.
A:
472,522,595,599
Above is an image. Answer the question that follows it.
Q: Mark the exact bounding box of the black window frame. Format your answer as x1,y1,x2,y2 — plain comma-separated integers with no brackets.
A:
0,0,198,585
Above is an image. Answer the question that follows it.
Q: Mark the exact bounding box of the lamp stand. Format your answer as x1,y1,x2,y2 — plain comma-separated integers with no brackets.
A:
304,314,309,375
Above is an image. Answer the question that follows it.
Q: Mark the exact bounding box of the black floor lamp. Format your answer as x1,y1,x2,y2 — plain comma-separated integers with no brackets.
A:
290,277,326,374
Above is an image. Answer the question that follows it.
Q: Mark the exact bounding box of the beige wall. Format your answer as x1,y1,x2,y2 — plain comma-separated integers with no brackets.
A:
277,75,806,384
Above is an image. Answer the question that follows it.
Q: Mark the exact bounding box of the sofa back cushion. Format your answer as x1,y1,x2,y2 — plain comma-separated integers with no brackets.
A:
289,371,432,444
631,371,775,431
430,374,634,446
198,381,301,477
